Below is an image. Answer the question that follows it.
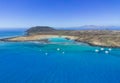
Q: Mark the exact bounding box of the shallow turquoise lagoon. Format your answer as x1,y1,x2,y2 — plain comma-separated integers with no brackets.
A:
48,37,74,43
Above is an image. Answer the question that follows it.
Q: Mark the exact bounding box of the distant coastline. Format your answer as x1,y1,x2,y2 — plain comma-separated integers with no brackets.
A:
0,26,120,48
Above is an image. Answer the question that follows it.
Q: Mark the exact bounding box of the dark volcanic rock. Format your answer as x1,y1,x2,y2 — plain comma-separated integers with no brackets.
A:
26,26,56,35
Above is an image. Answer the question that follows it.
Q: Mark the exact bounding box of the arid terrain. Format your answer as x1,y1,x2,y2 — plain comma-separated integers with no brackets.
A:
0,26,120,47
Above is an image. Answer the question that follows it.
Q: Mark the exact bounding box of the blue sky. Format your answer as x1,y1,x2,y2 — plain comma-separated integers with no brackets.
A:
0,0,120,28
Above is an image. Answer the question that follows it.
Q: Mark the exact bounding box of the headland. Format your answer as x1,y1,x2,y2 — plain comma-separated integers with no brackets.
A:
0,26,120,48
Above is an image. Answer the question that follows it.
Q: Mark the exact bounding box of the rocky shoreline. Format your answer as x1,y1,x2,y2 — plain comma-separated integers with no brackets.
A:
0,26,120,48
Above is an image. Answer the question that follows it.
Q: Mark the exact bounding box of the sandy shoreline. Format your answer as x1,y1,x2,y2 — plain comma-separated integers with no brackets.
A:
0,27,120,48
0,35,77,41
0,34,120,48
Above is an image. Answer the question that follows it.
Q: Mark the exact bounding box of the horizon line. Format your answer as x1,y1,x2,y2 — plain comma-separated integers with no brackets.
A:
0,25,120,28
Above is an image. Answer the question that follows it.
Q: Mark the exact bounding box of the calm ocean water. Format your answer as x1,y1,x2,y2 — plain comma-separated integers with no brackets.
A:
0,29,25,38
0,29,120,83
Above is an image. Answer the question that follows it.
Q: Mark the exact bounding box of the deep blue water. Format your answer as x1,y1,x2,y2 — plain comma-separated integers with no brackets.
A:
0,29,25,38
0,29,120,83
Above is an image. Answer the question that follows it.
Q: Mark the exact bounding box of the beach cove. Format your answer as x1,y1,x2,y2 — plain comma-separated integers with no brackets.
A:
1,26,120,48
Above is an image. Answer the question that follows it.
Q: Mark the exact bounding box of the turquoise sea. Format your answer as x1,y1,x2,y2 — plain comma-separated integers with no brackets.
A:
0,29,120,83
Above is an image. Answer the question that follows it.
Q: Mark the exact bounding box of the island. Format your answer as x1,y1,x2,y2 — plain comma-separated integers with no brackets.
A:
0,26,120,48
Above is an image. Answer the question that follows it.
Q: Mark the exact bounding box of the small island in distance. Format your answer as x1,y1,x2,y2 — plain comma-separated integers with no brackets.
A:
0,26,120,48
